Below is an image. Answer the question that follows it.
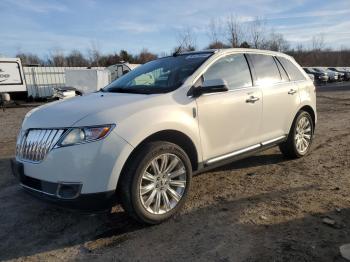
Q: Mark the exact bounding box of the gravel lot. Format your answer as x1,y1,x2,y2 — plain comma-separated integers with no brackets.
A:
0,83,350,261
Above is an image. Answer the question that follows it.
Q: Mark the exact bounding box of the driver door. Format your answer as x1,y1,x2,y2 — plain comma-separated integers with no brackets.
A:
195,53,262,162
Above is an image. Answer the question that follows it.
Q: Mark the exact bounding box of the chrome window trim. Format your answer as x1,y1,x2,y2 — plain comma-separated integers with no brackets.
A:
186,50,308,99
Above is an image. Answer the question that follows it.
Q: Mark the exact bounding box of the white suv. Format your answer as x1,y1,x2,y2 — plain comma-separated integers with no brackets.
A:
12,49,316,224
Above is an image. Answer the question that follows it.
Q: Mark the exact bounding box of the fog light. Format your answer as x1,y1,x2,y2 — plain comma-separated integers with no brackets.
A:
57,183,82,199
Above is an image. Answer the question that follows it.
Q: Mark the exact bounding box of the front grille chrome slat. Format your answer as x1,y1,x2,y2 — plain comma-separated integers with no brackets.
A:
30,130,40,161
40,130,53,160
35,130,46,161
16,129,65,163
45,130,58,156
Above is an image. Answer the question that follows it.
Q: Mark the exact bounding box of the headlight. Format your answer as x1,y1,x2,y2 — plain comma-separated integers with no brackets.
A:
57,125,115,147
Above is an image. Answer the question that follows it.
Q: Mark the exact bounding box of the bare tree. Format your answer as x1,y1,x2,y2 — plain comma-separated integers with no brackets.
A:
207,18,224,47
311,34,325,51
88,42,102,67
266,30,290,52
207,41,228,49
135,48,158,64
16,52,43,65
66,50,89,67
47,48,66,66
249,17,267,49
175,27,197,52
226,14,244,47
296,43,304,53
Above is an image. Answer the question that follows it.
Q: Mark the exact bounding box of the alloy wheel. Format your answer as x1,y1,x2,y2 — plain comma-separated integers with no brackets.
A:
139,153,187,215
294,116,312,154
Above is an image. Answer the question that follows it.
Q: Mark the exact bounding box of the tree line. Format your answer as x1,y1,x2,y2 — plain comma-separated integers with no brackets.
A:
15,16,350,67
16,48,157,67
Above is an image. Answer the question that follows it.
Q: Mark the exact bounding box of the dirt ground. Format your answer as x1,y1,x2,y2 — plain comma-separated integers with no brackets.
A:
0,83,350,262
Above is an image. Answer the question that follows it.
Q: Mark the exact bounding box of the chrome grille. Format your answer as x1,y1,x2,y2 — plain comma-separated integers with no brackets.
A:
16,129,65,163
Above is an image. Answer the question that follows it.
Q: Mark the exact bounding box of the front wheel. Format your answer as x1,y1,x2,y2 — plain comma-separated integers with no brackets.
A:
279,111,314,159
119,142,192,224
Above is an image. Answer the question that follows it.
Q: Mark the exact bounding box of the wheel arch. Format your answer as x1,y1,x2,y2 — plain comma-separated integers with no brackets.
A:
137,130,199,171
299,105,316,131
117,130,199,190
286,105,316,136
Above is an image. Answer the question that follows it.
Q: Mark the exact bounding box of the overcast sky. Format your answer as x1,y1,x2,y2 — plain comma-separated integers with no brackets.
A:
0,0,349,57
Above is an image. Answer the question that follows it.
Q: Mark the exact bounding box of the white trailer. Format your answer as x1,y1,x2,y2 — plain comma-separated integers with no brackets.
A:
65,69,110,94
0,58,26,93
65,63,140,94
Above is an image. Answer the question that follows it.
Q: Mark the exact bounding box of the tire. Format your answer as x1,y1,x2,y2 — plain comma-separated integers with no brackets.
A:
118,141,192,224
279,111,314,159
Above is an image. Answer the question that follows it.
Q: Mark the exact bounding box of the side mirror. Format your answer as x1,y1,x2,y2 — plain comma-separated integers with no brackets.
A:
192,79,229,97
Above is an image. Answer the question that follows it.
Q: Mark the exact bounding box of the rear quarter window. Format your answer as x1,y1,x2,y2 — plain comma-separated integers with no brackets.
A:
277,57,306,81
248,54,281,85
274,57,289,81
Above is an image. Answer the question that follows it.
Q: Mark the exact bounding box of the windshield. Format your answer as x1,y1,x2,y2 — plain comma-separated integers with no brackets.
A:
103,53,212,94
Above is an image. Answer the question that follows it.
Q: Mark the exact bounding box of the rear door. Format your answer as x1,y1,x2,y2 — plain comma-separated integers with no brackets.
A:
195,53,262,162
247,54,300,143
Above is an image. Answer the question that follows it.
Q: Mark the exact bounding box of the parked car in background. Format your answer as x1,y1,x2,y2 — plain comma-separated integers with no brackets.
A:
314,68,338,82
12,49,317,224
328,67,350,81
307,73,315,82
303,67,328,83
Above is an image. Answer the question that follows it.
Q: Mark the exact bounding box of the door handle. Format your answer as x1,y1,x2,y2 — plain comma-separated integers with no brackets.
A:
288,89,297,95
246,96,260,103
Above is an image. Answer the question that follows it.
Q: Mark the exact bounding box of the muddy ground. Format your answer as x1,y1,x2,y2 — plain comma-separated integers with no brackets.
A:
0,83,350,261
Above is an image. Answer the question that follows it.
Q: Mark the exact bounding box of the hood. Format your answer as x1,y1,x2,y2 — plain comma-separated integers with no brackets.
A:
22,92,153,129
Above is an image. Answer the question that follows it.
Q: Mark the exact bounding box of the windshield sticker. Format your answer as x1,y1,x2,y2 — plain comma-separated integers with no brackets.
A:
185,54,211,59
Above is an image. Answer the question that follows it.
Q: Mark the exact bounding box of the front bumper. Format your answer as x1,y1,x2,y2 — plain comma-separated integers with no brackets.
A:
11,159,116,211
15,130,133,195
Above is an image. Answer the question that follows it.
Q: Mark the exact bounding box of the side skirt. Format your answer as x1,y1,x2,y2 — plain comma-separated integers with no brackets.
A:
193,136,286,175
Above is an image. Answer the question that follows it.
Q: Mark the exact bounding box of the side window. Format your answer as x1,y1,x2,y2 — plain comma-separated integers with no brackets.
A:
203,54,252,90
249,54,281,85
275,57,289,81
277,57,306,81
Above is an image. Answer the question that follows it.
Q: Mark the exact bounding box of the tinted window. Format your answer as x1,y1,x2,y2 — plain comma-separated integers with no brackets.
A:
275,57,289,81
249,54,281,85
203,54,252,90
104,53,212,94
278,57,306,81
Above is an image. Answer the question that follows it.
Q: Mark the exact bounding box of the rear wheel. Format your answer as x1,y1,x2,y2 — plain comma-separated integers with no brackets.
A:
119,141,192,224
279,111,314,159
